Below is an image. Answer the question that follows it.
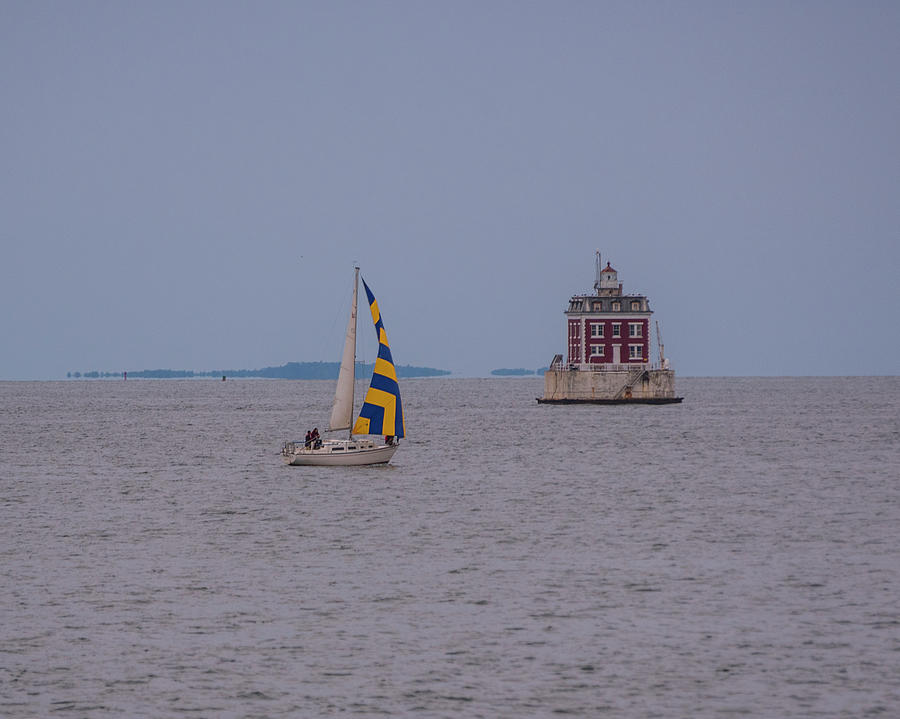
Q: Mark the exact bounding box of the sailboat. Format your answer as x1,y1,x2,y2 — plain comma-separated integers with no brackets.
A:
282,267,405,466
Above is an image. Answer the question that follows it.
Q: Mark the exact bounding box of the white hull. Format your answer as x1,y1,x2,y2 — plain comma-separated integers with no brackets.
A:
282,438,398,466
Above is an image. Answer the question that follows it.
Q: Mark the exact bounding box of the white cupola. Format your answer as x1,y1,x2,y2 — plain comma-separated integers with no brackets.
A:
599,261,618,290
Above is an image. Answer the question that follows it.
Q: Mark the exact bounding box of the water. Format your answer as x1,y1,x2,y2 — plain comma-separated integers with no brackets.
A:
1,376,898,717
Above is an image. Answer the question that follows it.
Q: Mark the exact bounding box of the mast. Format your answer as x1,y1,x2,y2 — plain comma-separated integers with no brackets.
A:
656,320,666,368
349,266,358,439
593,249,602,294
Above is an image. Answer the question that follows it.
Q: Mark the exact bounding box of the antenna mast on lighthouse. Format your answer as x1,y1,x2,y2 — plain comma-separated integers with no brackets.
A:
593,249,602,293
656,320,669,369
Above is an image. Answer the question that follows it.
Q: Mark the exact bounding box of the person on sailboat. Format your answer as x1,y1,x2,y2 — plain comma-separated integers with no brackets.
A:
305,430,312,449
385,435,395,446
311,428,321,448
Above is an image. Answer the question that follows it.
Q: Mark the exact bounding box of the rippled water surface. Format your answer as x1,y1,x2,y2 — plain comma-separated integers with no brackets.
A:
2,376,899,717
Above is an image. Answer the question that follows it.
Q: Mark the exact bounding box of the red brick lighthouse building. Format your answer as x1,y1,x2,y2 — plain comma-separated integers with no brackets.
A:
540,252,681,404
566,254,651,367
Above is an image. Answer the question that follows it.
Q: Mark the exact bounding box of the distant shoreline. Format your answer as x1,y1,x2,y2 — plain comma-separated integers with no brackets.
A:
491,367,549,376
67,361,450,380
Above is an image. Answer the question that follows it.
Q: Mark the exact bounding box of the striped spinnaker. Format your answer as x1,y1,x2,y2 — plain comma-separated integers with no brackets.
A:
352,278,405,438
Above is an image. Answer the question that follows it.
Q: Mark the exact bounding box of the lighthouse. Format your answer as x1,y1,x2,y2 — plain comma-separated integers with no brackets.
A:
539,252,682,404
566,253,652,367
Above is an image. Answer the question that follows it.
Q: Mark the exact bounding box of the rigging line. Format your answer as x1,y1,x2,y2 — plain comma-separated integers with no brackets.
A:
319,269,356,364
350,259,366,379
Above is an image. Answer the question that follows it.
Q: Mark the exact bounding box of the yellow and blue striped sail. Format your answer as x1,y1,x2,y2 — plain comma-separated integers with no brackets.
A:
352,278,405,438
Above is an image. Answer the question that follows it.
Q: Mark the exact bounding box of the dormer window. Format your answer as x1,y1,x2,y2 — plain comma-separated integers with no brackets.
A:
631,301,640,311
612,301,621,312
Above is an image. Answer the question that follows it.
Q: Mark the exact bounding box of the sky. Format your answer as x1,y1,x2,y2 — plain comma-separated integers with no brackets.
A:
2,1,898,379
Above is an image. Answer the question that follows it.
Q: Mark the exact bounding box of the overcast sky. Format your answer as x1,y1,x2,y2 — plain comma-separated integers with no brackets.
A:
2,1,898,379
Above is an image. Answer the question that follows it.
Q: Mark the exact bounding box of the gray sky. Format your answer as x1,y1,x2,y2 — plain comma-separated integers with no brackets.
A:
2,1,898,379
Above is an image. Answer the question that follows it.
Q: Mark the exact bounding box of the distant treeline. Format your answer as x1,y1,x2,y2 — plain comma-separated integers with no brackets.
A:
491,367,550,376
68,361,450,380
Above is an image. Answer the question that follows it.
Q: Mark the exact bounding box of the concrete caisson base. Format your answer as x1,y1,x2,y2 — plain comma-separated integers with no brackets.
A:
539,367,682,403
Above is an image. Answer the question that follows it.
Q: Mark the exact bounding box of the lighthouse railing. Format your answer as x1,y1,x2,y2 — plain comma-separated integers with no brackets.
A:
563,361,666,373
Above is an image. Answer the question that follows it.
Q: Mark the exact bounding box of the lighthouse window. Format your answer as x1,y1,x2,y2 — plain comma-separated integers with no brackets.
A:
612,323,621,338
629,345,643,359
590,323,604,338
629,323,643,338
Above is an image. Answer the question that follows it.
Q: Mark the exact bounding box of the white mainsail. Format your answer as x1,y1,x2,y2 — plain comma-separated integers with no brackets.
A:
327,267,359,433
